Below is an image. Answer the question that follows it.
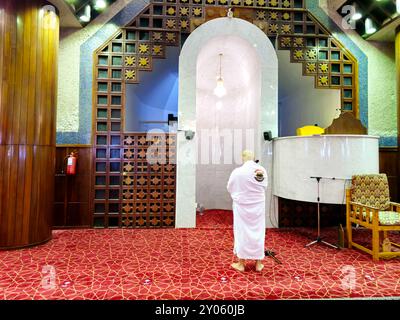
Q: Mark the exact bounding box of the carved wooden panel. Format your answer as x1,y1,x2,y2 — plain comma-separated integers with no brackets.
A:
325,112,367,134
93,132,176,228
121,133,176,228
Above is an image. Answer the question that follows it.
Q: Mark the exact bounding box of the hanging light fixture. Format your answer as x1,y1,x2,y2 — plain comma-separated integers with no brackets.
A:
365,18,376,34
213,53,226,98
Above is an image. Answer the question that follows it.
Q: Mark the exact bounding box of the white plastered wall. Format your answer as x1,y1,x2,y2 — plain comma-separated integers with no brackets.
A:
195,35,261,211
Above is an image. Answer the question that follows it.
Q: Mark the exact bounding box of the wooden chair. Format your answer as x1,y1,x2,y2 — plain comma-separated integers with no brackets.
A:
346,174,400,261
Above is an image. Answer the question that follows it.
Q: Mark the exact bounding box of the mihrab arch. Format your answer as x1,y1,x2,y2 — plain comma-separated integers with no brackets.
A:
91,0,358,228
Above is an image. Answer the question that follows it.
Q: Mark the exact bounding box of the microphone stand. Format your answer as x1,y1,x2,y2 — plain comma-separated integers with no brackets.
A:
305,176,339,249
264,249,282,264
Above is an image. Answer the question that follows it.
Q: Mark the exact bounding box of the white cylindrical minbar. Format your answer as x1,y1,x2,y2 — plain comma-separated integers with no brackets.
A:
273,135,380,204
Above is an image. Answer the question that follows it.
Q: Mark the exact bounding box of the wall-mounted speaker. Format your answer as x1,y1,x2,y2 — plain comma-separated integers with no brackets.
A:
263,131,272,141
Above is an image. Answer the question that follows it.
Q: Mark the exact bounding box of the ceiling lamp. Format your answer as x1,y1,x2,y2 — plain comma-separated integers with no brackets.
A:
351,3,362,20
365,18,377,34
79,4,91,22
213,53,226,98
94,0,107,10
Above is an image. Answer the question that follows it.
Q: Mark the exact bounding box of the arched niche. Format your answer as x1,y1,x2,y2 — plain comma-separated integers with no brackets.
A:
175,17,278,228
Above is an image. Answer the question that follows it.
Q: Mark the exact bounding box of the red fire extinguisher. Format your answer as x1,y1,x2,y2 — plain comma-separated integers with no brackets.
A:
66,152,77,175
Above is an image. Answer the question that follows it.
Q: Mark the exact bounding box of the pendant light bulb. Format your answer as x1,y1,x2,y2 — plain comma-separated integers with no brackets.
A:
214,53,226,98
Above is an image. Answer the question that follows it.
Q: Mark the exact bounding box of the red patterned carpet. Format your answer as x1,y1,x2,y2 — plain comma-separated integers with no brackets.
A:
1,210,400,300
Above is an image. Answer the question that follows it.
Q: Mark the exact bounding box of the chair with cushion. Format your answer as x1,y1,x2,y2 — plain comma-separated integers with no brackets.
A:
346,174,400,261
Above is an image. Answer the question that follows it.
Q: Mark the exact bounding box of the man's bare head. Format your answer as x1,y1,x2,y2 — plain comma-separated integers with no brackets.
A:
242,150,254,163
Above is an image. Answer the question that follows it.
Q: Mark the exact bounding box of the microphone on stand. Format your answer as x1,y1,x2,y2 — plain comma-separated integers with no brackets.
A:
265,249,282,264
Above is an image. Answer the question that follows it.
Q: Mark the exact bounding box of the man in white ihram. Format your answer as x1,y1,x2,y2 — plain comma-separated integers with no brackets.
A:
227,150,268,272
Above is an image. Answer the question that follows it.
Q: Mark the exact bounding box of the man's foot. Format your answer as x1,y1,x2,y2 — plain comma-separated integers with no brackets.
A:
255,262,264,272
231,262,245,272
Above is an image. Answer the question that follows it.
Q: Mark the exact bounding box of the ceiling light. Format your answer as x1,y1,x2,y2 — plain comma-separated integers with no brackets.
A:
214,78,226,98
351,3,362,20
213,54,226,98
79,4,91,22
80,14,90,22
94,0,107,10
365,18,377,34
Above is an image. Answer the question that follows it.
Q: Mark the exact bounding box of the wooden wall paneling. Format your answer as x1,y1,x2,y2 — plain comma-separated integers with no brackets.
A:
278,197,346,228
67,147,92,226
54,148,68,227
0,0,59,249
53,203,65,227
379,147,399,202
67,202,90,227
396,27,400,206
0,7,3,111
53,146,93,228
27,4,38,147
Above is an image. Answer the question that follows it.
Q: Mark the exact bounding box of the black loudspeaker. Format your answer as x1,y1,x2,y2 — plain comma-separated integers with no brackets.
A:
168,113,178,126
263,131,272,141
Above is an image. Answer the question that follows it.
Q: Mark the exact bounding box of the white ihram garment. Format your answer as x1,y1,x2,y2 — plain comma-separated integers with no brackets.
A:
227,160,268,260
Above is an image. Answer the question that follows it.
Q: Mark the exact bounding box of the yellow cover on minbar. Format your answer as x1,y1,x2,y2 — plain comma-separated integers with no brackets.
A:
296,125,325,136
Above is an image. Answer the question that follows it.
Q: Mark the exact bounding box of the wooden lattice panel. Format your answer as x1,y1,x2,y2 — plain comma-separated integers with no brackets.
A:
93,133,176,228
276,13,357,112
92,0,359,228
121,133,176,228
